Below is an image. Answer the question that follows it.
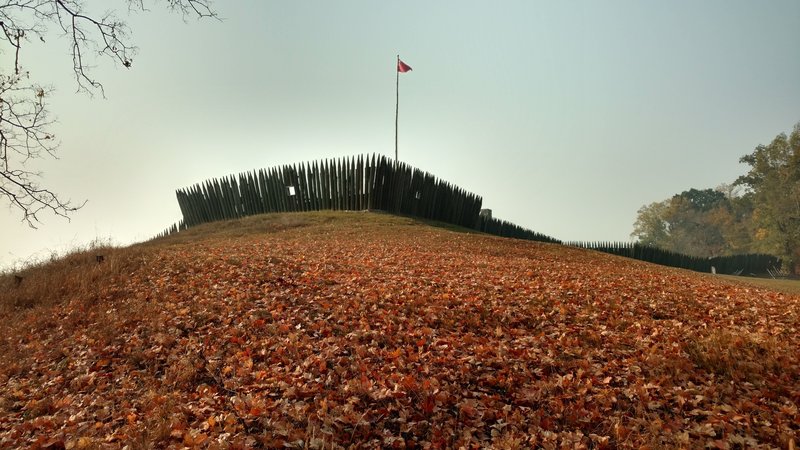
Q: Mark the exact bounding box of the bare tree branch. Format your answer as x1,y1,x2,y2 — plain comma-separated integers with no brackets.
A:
0,70,85,227
0,0,216,227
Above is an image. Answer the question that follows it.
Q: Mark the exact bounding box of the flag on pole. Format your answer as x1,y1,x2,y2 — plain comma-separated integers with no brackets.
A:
395,56,412,162
397,59,412,73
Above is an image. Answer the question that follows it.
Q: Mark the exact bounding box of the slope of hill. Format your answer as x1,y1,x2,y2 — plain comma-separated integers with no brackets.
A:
1,212,798,449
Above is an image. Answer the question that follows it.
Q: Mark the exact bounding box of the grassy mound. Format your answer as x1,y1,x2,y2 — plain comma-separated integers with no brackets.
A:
1,212,798,448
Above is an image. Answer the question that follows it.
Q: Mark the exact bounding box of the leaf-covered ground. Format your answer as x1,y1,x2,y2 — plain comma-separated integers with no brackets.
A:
1,212,798,449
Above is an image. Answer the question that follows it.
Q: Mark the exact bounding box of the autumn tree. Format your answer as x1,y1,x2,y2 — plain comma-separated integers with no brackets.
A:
631,200,670,248
664,192,727,257
0,0,216,227
632,122,799,271
711,190,755,255
736,122,800,274
631,187,751,258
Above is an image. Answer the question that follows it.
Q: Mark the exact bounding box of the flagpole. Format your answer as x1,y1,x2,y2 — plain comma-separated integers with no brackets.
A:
395,55,400,163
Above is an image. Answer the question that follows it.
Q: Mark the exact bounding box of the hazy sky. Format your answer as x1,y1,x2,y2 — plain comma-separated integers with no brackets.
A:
2,1,799,269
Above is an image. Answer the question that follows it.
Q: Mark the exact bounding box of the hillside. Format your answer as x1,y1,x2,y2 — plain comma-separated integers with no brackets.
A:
1,212,798,449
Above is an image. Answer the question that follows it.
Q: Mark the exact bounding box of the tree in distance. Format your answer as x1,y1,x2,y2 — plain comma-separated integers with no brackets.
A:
632,187,739,258
632,121,800,274
0,0,217,227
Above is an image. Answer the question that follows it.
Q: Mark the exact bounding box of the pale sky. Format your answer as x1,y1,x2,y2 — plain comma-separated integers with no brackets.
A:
2,1,799,270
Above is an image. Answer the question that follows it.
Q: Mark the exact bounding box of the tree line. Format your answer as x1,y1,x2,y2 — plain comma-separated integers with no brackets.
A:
632,122,800,275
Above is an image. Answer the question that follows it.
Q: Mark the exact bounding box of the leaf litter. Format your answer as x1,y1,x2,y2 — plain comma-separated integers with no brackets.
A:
0,215,798,449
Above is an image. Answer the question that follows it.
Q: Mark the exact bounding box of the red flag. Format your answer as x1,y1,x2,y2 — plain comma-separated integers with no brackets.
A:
397,59,412,73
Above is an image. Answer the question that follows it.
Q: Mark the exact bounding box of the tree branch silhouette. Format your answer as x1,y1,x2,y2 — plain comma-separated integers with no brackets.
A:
0,0,216,227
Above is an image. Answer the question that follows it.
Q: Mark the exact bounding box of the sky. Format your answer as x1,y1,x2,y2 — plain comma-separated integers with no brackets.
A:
1,0,799,270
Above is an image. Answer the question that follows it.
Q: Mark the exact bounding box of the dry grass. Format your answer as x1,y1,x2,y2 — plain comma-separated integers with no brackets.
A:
150,210,480,246
0,243,155,395
718,274,800,295
0,243,146,313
